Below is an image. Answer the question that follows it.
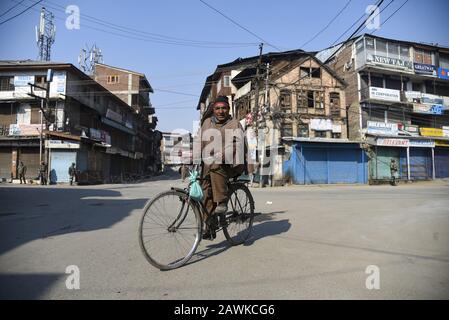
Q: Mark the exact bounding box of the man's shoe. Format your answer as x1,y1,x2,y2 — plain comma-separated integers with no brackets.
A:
202,229,216,240
215,202,228,215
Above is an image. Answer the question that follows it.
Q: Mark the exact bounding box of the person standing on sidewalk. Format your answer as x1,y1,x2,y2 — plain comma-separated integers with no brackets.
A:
390,159,398,186
68,163,76,186
18,161,27,184
39,161,48,185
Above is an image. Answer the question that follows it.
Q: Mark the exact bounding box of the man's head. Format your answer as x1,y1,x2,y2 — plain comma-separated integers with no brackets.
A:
212,96,230,123
72,163,75,166
391,159,396,163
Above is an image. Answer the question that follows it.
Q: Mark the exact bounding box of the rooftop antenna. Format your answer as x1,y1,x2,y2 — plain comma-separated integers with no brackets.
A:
78,43,103,75
36,7,56,61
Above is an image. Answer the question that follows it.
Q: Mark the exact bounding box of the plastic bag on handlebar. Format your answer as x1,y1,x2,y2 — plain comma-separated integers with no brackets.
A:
188,170,204,202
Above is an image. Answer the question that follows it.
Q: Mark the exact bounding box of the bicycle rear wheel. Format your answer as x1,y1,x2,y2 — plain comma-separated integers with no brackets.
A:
139,190,202,270
223,183,255,246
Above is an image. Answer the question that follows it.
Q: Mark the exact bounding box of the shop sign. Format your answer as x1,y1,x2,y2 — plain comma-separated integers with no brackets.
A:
13,75,34,87
8,124,45,136
408,139,435,148
310,118,332,131
367,121,398,135
413,103,443,115
45,140,80,149
420,127,443,137
369,87,400,102
443,126,449,138
438,67,449,80
414,63,437,76
376,138,409,147
403,124,419,135
370,55,413,70
90,128,102,141
435,140,449,147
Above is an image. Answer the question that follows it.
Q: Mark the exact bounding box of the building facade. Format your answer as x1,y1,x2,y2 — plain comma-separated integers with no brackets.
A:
322,34,449,182
0,60,160,184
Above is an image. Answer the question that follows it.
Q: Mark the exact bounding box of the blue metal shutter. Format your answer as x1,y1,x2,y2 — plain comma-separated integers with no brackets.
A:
303,148,328,184
435,148,449,178
409,148,431,180
328,149,358,183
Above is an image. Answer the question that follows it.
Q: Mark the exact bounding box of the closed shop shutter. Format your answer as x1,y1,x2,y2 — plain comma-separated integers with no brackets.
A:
372,147,401,180
0,148,11,179
409,148,432,180
50,151,77,183
288,144,366,185
435,147,449,178
19,148,40,179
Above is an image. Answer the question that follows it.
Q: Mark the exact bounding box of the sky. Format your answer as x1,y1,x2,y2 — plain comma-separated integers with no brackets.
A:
1,0,449,133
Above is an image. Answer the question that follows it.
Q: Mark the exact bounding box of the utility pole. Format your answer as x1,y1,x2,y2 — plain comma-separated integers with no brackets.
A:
36,7,56,61
253,43,263,187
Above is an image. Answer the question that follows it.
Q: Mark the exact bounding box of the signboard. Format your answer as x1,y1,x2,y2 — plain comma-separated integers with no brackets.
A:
106,109,123,123
90,128,102,141
408,139,435,148
413,103,443,115
369,87,400,102
370,55,413,70
443,126,449,138
310,118,332,131
435,140,449,147
414,63,437,76
8,124,45,136
376,138,409,147
420,127,443,137
332,124,342,133
49,71,66,95
403,124,419,135
367,121,398,135
13,75,34,87
438,67,449,80
45,140,80,149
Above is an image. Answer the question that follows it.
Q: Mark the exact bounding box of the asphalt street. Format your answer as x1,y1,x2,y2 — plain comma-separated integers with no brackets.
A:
0,174,448,299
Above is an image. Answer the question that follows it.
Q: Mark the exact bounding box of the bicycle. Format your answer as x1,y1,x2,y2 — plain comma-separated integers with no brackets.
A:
138,164,255,270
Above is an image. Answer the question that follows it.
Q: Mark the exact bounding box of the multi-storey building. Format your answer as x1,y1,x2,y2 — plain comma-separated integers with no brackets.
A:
198,51,368,186
322,34,449,182
0,60,159,183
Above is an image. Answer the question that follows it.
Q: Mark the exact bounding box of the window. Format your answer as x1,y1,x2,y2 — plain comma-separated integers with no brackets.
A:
365,38,375,53
315,91,324,109
296,91,308,113
131,94,139,106
371,75,384,88
307,91,314,108
0,76,14,91
330,92,341,117
376,39,387,56
280,123,293,137
414,49,433,65
400,46,410,60
300,67,321,79
35,75,48,87
332,132,341,139
280,90,291,113
388,43,399,59
412,82,422,92
311,68,321,79
440,54,449,69
107,75,119,84
385,77,401,90
314,131,327,138
223,76,231,87
297,124,309,137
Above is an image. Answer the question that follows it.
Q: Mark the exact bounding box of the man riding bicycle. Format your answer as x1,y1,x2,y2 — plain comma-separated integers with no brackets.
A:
199,96,252,239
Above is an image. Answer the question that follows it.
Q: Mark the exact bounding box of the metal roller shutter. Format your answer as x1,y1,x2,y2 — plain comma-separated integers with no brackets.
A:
50,151,77,183
409,148,432,180
0,148,11,180
19,148,40,180
328,149,358,184
303,148,328,184
435,147,449,178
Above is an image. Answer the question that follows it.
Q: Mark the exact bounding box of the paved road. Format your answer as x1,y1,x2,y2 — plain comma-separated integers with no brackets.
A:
1,175,448,299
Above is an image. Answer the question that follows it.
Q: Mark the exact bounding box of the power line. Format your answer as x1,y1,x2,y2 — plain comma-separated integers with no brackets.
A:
198,0,282,51
300,0,353,48
0,0,26,19
0,0,42,26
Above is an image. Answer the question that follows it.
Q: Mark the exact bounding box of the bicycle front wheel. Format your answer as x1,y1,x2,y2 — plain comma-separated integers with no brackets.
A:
139,190,202,270
223,183,255,246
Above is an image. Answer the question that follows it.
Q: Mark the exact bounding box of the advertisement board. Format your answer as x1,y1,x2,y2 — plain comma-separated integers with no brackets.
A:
420,127,443,137
367,121,398,135
369,87,400,102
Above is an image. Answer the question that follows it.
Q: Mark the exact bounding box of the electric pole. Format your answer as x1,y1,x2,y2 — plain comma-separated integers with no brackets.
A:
253,43,263,187
36,7,56,61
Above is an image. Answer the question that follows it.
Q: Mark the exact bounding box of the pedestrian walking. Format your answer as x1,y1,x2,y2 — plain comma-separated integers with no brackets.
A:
18,161,27,184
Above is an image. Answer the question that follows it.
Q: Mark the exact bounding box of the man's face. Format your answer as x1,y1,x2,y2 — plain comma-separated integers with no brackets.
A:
213,102,230,122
